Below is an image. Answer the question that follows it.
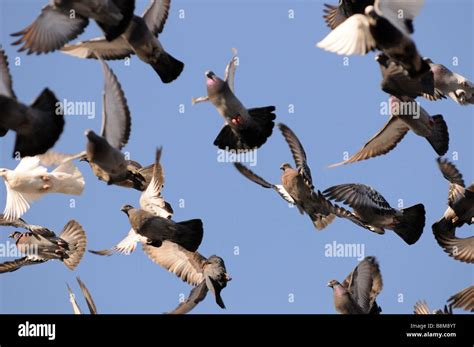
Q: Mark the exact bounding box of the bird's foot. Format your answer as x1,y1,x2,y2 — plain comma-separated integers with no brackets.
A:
41,175,50,181
41,184,51,191
231,115,242,125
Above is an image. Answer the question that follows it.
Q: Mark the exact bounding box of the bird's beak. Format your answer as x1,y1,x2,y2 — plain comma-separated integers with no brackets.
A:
120,207,128,215
8,232,15,239
327,281,333,288
225,273,232,282
280,165,286,171
205,71,215,80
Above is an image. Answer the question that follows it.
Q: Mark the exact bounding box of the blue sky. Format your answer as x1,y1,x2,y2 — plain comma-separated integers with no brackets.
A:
0,0,472,314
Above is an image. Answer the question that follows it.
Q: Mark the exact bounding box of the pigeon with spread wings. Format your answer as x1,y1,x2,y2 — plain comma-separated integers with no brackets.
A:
66,59,145,190
323,183,425,245
0,49,64,158
328,256,383,314
192,49,276,151
317,0,429,78
61,0,183,83
0,152,85,221
322,0,375,30
432,158,473,264
11,0,135,54
234,123,372,231
90,147,174,256
67,277,98,314
0,220,86,274
329,96,449,167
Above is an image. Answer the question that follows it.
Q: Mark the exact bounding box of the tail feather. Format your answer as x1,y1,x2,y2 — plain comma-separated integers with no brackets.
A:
151,52,184,83
426,115,449,156
310,212,336,231
240,106,276,149
393,204,425,245
173,219,204,252
213,125,243,150
15,88,64,158
59,220,87,270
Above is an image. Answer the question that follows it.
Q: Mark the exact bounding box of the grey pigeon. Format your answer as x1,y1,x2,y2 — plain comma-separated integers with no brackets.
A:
121,205,202,252
67,277,98,314
12,0,135,53
432,158,473,263
0,214,52,235
414,285,474,314
234,123,372,231
192,49,276,150
68,59,144,189
424,59,474,105
61,0,184,83
0,49,64,158
330,95,449,166
90,147,174,256
323,0,375,30
167,255,231,313
317,0,429,78
0,220,86,273
376,53,440,100
328,256,383,314
324,183,425,245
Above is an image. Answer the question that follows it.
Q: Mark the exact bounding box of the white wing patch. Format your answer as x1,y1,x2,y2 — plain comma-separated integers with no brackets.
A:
274,185,295,204
317,14,375,56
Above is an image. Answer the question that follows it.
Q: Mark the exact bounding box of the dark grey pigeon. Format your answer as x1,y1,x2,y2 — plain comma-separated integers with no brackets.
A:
12,0,135,53
324,183,425,245
121,205,203,252
328,256,383,314
376,53,440,100
0,49,64,158
0,220,86,273
317,0,429,78
329,95,449,166
192,50,276,151
61,0,184,83
424,59,474,105
68,59,144,189
432,158,473,264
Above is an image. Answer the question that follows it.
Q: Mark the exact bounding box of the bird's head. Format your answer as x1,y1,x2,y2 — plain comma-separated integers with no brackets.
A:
327,280,340,289
120,204,134,216
9,231,22,240
205,70,225,94
364,5,377,19
0,168,8,177
280,163,292,171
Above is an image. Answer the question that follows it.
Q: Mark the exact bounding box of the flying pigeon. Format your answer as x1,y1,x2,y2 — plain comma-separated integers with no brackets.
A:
0,152,85,221
328,256,383,314
322,0,375,30
67,277,98,314
424,59,474,105
323,183,425,244
376,53,440,100
432,158,473,263
12,0,136,54
233,123,373,231
0,49,64,158
60,0,184,83
90,147,174,256
65,59,144,189
141,249,231,313
317,0,429,77
192,49,276,151
0,214,53,234
0,220,86,273
414,285,474,314
119,205,203,252
329,96,449,167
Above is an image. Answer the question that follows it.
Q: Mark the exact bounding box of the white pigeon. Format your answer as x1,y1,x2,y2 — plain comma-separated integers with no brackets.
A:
0,151,85,220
